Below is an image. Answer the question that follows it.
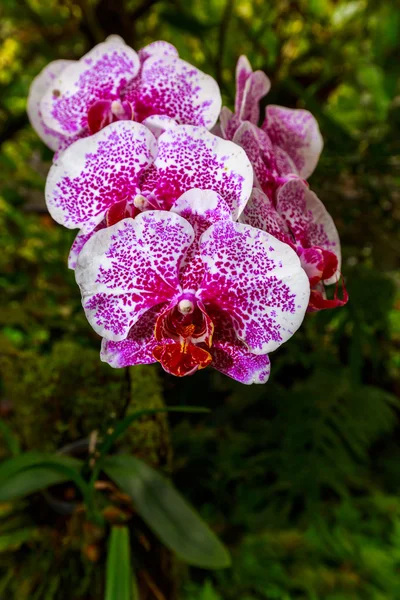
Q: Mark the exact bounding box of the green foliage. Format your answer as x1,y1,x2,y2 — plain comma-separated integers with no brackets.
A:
105,526,136,600
104,454,231,569
0,0,399,598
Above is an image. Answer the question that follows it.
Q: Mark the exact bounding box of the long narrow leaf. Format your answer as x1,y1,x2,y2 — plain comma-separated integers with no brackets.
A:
105,526,135,600
0,453,81,483
0,455,85,503
104,455,231,569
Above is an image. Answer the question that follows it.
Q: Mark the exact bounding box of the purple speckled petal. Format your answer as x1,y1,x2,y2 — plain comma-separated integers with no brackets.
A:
235,55,253,116
171,189,232,290
141,125,253,218
276,179,341,283
45,121,157,233
171,189,232,242
139,41,179,62
141,114,178,139
198,220,310,354
233,121,278,193
40,39,140,137
27,59,74,151
125,56,221,129
236,57,271,123
219,106,241,140
100,304,166,367
263,105,323,178
210,309,271,384
241,188,291,245
68,221,106,270
75,212,195,341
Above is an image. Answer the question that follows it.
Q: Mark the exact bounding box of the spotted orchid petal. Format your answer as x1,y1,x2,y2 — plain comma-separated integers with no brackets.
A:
27,59,74,151
75,212,194,341
263,105,323,179
125,55,221,129
219,106,242,141
139,41,179,62
233,121,279,195
276,179,341,283
100,304,164,367
209,310,271,384
198,220,310,354
241,188,290,245
68,223,106,270
141,125,253,218
171,189,232,241
235,56,271,124
171,189,232,290
40,39,140,137
141,114,178,138
45,121,157,233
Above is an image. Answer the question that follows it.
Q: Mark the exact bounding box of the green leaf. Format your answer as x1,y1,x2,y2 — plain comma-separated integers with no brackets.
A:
105,526,137,600
104,455,231,569
0,453,84,502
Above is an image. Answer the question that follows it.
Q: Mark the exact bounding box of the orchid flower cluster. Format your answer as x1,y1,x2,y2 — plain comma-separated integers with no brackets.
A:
28,36,347,385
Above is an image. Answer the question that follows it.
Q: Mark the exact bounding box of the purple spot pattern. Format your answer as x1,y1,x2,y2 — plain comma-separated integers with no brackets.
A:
242,181,341,298
198,220,310,354
40,42,140,135
140,125,253,219
76,212,194,340
235,55,253,115
125,55,221,129
68,221,106,270
234,55,271,123
45,121,157,233
263,105,323,179
171,189,232,290
27,59,74,151
29,39,221,153
218,55,323,189
242,188,291,245
101,304,164,367
75,204,310,380
139,41,179,62
210,309,271,384
276,179,340,264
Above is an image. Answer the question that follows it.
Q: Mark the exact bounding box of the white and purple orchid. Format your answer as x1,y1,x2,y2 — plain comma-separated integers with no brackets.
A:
27,36,221,153
44,121,253,268
26,40,348,383
242,180,348,311
75,191,310,383
218,56,323,197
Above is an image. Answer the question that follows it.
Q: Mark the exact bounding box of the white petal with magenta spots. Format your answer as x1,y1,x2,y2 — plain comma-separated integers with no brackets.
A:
45,120,157,233
126,55,221,130
75,212,195,341
40,39,140,137
141,125,253,218
198,220,310,354
263,105,323,179
27,59,74,151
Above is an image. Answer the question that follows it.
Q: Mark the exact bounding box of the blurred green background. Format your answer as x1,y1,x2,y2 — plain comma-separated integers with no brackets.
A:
1,0,400,598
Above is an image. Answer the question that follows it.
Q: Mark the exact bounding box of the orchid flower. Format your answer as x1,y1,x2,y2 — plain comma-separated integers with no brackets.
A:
218,56,323,197
45,120,253,268
241,180,348,311
27,36,221,153
75,190,310,383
